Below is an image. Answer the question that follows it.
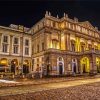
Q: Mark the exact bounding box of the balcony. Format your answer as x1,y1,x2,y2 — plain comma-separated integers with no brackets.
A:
45,48,100,55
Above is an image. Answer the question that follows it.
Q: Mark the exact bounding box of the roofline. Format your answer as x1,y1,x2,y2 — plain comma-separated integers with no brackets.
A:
0,25,32,35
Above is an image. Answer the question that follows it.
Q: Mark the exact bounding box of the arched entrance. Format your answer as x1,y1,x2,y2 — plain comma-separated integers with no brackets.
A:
59,62,63,75
80,57,90,73
0,58,8,72
11,59,18,74
57,57,64,75
72,59,77,73
23,60,29,74
96,57,100,73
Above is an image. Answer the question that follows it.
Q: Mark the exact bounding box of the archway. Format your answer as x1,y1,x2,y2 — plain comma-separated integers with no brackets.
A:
11,59,18,74
72,58,77,73
80,57,90,73
0,58,8,72
96,57,100,73
57,57,64,75
23,60,29,74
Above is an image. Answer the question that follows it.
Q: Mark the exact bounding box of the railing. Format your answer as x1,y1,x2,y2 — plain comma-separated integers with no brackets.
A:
46,48,100,55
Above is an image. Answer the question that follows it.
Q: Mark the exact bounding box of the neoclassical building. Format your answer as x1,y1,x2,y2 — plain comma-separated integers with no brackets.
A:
0,24,32,75
0,11,100,76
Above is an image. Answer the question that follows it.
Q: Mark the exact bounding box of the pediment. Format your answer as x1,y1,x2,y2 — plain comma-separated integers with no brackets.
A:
78,21,96,32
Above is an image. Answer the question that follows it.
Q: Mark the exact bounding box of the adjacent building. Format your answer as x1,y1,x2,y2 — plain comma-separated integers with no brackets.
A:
0,11,100,76
0,24,32,75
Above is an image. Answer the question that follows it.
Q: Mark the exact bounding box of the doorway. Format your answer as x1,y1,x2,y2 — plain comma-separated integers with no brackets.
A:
59,63,63,75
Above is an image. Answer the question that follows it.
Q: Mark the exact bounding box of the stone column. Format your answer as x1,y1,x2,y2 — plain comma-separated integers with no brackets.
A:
66,34,70,51
77,58,81,74
90,54,97,74
9,35,13,55
64,55,67,75
0,33,2,53
20,34,24,74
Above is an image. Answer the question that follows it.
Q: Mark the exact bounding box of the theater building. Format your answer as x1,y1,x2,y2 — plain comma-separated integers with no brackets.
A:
31,11,100,76
0,11,100,76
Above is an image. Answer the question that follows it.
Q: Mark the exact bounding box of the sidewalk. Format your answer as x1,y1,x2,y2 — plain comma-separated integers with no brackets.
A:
0,75,100,88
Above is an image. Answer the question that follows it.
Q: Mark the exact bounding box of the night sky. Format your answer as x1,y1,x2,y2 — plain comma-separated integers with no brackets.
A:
0,0,100,29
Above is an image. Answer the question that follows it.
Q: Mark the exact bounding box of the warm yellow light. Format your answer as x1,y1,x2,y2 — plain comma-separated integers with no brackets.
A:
0,59,7,65
80,57,90,72
60,23,65,29
96,57,99,64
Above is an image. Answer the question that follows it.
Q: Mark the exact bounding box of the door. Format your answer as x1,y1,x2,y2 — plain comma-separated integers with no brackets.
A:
11,63,15,74
83,64,86,73
23,65,29,74
73,63,76,73
59,65,63,75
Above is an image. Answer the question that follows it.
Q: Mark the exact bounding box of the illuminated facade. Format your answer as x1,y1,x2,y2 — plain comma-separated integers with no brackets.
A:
0,11,100,76
0,25,32,75
31,11,100,76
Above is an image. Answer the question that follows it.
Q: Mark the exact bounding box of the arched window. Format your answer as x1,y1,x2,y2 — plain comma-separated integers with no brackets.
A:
81,42,85,52
88,44,92,50
52,39,58,49
71,40,75,52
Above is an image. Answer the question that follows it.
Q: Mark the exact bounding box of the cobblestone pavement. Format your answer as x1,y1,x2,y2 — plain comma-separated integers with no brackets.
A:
0,77,100,97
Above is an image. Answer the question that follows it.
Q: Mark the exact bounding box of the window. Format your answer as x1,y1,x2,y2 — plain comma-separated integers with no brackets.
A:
70,24,73,30
88,44,92,50
3,36,8,43
76,26,81,32
46,20,50,26
52,21,56,27
94,46,98,50
13,46,18,54
2,44,8,53
25,39,29,46
32,59,34,65
25,47,29,55
52,40,58,49
42,57,44,62
37,58,39,65
14,38,18,44
24,39,30,56
55,22,58,28
32,45,34,54
68,23,71,28
71,41,75,52
81,44,85,52
37,44,39,53
42,42,44,51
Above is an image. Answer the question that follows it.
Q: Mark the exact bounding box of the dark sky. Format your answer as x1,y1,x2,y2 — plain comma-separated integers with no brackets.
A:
0,0,100,29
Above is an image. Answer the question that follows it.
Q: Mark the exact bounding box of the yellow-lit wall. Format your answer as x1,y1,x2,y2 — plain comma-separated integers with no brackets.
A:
61,33,65,50
76,37,80,52
80,57,90,72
